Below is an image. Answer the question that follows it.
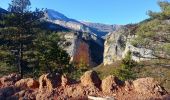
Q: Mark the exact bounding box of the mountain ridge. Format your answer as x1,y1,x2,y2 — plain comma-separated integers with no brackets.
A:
0,7,7,13
44,9,120,38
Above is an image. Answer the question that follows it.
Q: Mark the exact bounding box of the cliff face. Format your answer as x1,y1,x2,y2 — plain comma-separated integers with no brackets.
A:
73,39,92,66
104,27,127,65
103,25,155,65
62,32,104,67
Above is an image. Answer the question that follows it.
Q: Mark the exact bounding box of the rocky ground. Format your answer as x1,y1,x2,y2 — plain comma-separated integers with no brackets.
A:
0,71,169,100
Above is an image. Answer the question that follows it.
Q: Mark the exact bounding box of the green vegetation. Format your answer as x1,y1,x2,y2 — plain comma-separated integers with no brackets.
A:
34,32,70,75
0,0,71,78
94,59,170,92
95,1,170,91
131,1,170,59
117,51,137,80
148,1,170,20
95,51,137,81
135,59,170,93
0,1,170,94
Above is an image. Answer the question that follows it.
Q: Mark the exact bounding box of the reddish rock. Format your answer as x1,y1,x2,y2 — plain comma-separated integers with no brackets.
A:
65,85,85,98
0,73,168,100
133,77,167,95
80,70,101,87
101,75,123,94
73,40,92,67
39,73,61,92
124,81,133,91
15,78,39,89
0,74,21,86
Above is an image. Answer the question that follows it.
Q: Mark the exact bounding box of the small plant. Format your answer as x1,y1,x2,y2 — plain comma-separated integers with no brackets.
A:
112,51,137,80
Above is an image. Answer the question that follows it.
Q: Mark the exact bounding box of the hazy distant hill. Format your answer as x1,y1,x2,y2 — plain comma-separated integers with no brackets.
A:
81,21,121,33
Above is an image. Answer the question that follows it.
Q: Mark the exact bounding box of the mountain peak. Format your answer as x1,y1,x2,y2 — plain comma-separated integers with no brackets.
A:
45,9,69,21
44,9,120,38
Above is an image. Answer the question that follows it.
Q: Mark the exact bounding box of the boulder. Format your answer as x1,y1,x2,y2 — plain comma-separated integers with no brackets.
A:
39,73,61,92
0,73,21,86
15,78,39,89
80,70,101,87
64,85,85,98
133,77,167,95
101,75,123,93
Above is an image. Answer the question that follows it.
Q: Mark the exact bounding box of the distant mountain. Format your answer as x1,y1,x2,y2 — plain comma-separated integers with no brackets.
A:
81,21,121,33
0,8,7,13
44,9,120,38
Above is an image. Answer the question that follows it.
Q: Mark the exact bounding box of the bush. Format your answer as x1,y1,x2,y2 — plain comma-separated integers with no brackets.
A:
66,66,88,80
112,51,137,80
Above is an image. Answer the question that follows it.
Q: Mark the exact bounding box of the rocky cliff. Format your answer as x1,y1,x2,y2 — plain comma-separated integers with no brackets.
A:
44,9,120,38
0,71,169,100
103,25,156,65
60,32,104,67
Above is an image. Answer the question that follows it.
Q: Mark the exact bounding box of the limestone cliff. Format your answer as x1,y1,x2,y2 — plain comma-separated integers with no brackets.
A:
61,32,104,67
103,25,156,65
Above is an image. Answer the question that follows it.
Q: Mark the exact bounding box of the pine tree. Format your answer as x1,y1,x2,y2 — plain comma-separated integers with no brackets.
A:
34,32,70,74
0,0,43,78
8,0,31,13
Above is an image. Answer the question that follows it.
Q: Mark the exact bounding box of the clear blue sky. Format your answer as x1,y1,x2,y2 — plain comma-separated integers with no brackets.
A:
0,0,169,25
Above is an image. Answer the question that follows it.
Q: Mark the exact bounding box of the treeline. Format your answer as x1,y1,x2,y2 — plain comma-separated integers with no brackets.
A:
0,0,71,78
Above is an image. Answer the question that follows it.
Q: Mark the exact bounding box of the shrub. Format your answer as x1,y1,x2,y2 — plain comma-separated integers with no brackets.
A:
112,51,137,80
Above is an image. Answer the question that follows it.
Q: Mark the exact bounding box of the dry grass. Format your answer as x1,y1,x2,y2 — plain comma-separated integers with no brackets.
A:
93,60,122,79
135,59,170,93
93,59,170,92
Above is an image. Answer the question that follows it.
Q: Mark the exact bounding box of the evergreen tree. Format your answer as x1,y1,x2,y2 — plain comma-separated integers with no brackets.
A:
8,0,31,13
0,0,43,78
34,32,71,74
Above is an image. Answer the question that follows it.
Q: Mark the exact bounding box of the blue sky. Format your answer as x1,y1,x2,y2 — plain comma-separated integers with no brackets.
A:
0,0,168,25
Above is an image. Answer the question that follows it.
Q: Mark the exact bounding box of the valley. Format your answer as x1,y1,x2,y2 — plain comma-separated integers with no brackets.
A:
0,0,170,99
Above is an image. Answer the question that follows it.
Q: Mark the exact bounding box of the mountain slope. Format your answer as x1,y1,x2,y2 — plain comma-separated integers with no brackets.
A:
103,1,170,65
0,8,7,13
44,9,119,38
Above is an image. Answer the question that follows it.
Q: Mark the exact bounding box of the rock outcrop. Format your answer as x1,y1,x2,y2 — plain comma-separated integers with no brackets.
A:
104,27,127,65
62,32,104,67
101,75,124,94
38,73,61,92
133,77,167,95
15,78,39,89
0,73,21,87
0,72,169,100
80,70,101,87
103,25,156,65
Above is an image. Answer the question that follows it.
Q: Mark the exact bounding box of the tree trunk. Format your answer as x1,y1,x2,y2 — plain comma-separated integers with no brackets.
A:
18,42,23,78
